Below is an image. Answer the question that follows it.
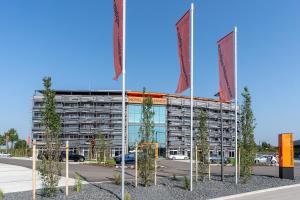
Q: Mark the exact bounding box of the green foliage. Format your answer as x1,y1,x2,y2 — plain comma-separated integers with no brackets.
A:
240,87,257,183
38,77,62,196
138,87,155,187
114,172,121,185
139,88,155,143
106,158,116,166
196,109,209,181
0,188,4,199
4,128,19,148
0,135,4,146
183,176,190,190
257,141,277,153
125,192,131,200
96,132,107,164
14,139,27,149
74,175,82,193
228,158,236,166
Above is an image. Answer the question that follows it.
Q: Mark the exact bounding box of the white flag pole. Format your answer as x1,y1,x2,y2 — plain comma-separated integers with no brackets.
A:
121,0,126,199
234,26,238,185
190,2,194,192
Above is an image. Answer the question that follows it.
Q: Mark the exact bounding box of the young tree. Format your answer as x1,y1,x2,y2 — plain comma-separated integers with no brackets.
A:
138,88,155,187
196,109,209,181
38,77,62,196
240,87,257,183
96,131,107,163
5,128,19,149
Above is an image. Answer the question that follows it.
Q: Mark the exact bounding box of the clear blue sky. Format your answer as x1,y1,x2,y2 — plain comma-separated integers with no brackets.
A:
0,0,299,145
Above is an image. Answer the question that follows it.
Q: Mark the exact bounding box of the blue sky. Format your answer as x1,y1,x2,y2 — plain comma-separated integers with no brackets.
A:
0,0,299,145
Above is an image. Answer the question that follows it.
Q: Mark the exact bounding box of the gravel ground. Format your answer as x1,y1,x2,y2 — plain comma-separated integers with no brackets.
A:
3,175,300,200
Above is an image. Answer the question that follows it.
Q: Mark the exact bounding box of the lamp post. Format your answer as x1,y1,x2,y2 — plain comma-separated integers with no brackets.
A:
215,92,224,182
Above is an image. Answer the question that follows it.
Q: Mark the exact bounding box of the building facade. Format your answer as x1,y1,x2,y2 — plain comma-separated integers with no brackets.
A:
32,90,238,158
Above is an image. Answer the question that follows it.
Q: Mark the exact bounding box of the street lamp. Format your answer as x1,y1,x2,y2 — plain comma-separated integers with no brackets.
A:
214,92,224,182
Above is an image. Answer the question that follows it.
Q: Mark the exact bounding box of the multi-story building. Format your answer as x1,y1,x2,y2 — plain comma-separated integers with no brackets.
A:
32,90,238,158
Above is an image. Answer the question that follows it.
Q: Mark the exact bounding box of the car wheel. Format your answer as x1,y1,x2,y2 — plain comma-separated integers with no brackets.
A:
79,157,84,162
172,157,176,160
271,160,276,165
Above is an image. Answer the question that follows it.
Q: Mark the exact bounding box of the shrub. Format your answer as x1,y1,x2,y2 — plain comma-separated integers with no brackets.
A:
0,188,4,199
106,158,116,167
74,175,82,193
228,158,236,166
125,192,131,200
114,172,121,185
183,176,190,190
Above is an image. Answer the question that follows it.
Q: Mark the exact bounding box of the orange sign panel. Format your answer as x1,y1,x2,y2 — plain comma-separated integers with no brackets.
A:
278,133,294,168
128,96,167,105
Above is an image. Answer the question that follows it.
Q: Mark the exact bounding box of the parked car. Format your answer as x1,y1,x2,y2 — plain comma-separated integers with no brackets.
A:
168,154,188,160
38,151,85,162
254,155,277,165
254,155,268,164
60,151,85,162
114,153,135,165
210,155,228,164
266,155,278,165
0,152,11,158
37,151,56,160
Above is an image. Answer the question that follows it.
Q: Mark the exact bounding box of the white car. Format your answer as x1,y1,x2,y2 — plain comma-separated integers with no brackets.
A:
169,155,188,160
255,155,277,165
0,153,11,158
255,155,268,164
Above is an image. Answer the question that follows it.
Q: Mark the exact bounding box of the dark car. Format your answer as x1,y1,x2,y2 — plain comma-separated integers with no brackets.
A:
37,151,58,160
114,153,135,165
210,155,228,164
60,151,85,162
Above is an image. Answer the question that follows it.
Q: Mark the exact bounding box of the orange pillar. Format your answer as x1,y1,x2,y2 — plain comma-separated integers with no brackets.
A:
278,133,294,179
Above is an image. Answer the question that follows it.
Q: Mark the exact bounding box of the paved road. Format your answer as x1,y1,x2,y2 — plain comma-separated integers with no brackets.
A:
1,158,300,183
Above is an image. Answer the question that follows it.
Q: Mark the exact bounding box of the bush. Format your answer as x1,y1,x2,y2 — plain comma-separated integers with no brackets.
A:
106,158,116,167
0,188,4,199
114,172,121,185
228,158,236,166
74,175,82,193
183,176,190,190
125,192,131,200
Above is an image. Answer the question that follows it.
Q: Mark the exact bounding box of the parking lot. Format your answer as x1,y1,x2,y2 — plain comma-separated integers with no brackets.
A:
1,157,300,183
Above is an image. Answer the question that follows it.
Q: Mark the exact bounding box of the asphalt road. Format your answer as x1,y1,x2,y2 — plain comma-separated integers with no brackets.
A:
1,158,300,183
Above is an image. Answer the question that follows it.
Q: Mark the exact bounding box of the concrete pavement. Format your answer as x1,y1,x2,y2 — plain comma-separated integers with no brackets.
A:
0,163,84,194
211,184,300,200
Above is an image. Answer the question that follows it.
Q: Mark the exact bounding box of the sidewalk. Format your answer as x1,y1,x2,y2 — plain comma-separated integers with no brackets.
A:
212,184,300,200
0,163,82,194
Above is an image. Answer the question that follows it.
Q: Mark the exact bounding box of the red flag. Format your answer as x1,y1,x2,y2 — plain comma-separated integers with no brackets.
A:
175,10,191,94
26,135,30,145
218,31,235,102
113,0,123,80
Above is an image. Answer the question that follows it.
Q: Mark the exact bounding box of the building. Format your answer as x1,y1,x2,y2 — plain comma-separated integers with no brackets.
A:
32,90,238,158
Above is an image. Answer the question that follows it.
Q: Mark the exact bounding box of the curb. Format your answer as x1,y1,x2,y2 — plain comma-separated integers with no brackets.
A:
210,183,300,200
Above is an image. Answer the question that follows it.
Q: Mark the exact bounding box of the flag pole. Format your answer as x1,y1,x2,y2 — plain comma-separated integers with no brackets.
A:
190,2,194,192
121,0,126,199
234,26,238,185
